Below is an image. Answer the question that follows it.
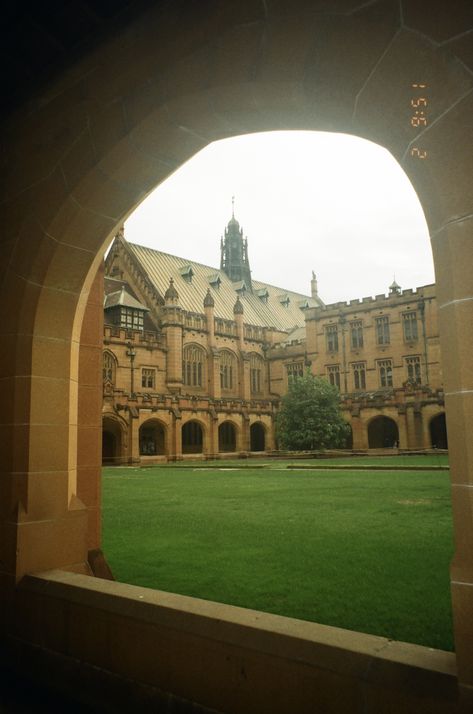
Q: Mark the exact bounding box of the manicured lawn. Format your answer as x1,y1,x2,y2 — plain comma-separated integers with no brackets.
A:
102,463,454,651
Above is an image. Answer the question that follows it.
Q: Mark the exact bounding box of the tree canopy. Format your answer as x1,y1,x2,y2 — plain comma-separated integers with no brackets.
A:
276,372,350,450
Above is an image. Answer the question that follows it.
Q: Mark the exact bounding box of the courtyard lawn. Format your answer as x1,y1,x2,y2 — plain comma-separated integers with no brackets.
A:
102,463,454,651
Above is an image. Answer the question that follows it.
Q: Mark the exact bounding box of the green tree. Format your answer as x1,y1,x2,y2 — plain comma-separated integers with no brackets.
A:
276,372,350,450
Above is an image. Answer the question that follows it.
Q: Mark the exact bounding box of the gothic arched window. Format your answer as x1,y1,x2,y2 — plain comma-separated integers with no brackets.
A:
250,353,264,394
182,344,205,387
220,350,236,390
103,351,117,384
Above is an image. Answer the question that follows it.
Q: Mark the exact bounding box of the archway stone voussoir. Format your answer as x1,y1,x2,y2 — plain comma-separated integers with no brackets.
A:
445,391,473,487
431,218,473,306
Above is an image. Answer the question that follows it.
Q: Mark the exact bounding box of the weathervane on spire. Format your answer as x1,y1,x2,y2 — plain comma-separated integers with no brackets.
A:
232,195,235,218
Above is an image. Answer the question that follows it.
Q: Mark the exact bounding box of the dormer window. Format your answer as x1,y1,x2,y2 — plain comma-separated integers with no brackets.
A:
298,299,309,310
234,280,247,295
104,286,149,332
279,294,290,307
256,288,269,304
179,265,194,283
208,273,221,289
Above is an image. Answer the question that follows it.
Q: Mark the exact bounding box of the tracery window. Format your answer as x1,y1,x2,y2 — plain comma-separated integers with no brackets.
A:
378,359,393,387
403,312,418,342
327,365,340,389
250,353,264,394
375,316,390,345
350,320,364,349
142,368,155,389
182,344,205,387
325,324,338,352
220,350,236,390
406,355,421,384
103,351,117,384
352,362,366,390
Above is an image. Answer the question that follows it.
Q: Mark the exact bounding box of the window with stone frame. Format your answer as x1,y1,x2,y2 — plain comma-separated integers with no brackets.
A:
325,324,339,352
327,364,341,389
220,350,236,390
103,351,117,384
182,344,205,388
250,353,264,394
378,359,393,387
405,355,422,385
352,362,366,390
350,320,364,349
286,362,304,382
375,316,390,345
141,368,156,389
403,311,418,342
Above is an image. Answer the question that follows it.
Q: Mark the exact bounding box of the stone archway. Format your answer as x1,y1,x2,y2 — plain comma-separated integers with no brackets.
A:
250,422,265,452
139,419,166,456
182,420,204,455
430,413,448,450
368,416,399,449
2,1,473,702
219,421,237,453
102,415,124,465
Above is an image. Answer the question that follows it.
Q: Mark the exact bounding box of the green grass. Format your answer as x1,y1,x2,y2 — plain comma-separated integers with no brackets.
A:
102,463,454,651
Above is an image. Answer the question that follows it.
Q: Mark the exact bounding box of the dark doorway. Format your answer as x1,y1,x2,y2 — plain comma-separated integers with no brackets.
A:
430,413,448,449
219,422,236,452
345,424,353,449
182,421,204,454
102,417,123,464
139,421,165,455
368,416,399,448
250,423,265,451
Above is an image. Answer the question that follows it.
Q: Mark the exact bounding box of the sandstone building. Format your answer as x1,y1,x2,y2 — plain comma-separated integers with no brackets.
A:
103,218,446,464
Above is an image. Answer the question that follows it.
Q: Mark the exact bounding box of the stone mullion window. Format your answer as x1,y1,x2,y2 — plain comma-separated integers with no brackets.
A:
182,345,205,387
103,351,117,384
325,324,339,352
250,353,263,394
403,312,418,342
220,351,236,390
375,316,390,345
350,320,364,349
378,359,393,387
406,355,421,384
141,368,156,389
327,365,340,389
286,362,304,382
352,362,366,390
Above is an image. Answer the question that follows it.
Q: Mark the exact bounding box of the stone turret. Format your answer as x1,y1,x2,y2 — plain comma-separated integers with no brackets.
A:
162,278,182,390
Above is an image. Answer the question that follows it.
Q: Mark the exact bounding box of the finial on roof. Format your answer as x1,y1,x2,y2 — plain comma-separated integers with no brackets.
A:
389,275,401,294
164,277,179,301
233,296,244,315
203,288,215,308
232,195,235,218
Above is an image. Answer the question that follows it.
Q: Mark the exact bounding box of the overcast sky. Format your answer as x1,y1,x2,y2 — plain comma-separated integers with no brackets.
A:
124,131,435,305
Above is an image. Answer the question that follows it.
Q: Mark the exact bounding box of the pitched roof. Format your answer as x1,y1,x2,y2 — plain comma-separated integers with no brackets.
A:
125,241,323,331
104,286,149,311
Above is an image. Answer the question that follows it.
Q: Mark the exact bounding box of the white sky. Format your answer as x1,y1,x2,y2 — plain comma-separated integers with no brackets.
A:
124,131,435,305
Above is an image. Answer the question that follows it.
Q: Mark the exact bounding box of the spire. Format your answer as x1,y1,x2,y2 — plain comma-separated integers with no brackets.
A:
220,202,252,291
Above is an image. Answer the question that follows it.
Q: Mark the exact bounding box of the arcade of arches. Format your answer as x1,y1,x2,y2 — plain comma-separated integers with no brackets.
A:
2,2,473,712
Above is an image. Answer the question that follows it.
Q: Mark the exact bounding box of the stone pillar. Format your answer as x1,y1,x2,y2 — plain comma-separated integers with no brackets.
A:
432,219,473,694
77,264,103,553
204,290,221,399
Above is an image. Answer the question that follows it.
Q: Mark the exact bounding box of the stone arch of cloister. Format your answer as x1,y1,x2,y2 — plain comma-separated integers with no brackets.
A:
2,1,473,709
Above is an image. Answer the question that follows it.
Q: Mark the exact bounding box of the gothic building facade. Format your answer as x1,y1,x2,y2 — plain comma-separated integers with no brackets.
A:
102,216,446,464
